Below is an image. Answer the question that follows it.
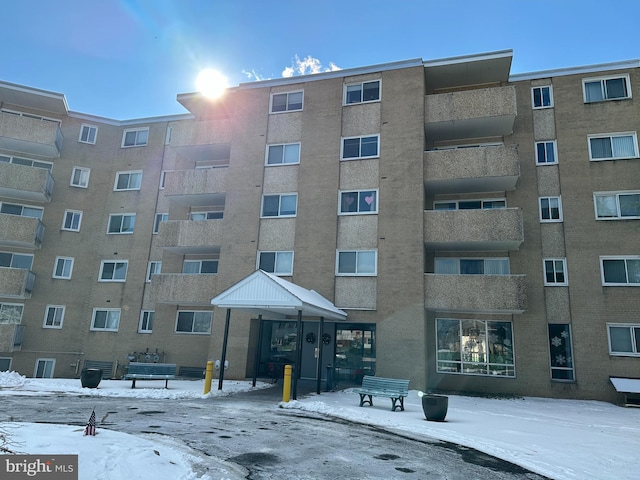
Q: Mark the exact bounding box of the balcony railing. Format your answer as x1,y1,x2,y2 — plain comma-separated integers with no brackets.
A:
148,273,218,306
0,215,45,249
156,219,223,254
0,162,54,202
0,111,63,157
163,168,228,207
0,268,35,299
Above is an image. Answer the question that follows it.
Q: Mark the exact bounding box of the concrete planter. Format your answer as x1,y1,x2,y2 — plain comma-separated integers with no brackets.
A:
80,368,102,388
421,394,448,422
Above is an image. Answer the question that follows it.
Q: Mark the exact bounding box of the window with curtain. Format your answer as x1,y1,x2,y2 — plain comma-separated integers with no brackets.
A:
589,133,638,160
583,75,631,103
601,257,640,285
607,324,640,355
594,192,640,219
434,258,510,275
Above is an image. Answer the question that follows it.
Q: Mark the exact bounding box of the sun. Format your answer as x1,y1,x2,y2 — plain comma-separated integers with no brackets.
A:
195,68,228,99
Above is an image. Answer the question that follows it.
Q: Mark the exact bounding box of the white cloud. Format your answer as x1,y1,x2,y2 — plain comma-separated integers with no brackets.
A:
242,69,267,82
282,55,341,77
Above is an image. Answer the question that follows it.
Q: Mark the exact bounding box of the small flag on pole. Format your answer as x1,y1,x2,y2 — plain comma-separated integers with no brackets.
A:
83,409,96,436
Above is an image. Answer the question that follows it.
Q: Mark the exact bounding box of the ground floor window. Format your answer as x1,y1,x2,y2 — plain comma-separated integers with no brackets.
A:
436,318,515,377
0,357,11,371
607,323,640,356
335,324,376,383
34,358,55,378
176,311,212,334
548,324,575,381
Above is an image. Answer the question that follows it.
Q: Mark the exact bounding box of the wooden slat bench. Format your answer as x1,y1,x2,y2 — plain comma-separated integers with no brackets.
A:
356,375,410,412
123,362,177,388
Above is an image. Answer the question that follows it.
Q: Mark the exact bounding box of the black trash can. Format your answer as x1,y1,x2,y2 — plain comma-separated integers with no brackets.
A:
421,394,448,422
80,368,103,388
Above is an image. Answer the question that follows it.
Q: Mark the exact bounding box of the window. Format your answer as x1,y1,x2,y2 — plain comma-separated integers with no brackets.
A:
139,310,154,333
114,170,142,191
0,155,52,170
107,214,136,234
176,311,212,334
190,211,223,220
53,257,74,279
608,323,640,356
43,305,65,329
336,250,377,276
0,358,12,372
70,166,90,188
99,260,128,282
0,202,43,219
539,196,563,222
594,192,640,220
79,124,97,144
91,308,120,331
261,194,297,217
544,258,568,286
341,135,379,160
122,127,149,147
258,251,293,275
159,170,171,189
62,210,82,232
536,140,558,165
182,259,218,274
433,199,506,210
0,303,23,324
601,256,640,285
583,75,631,103
345,80,381,104
154,213,168,233
266,143,301,165
548,324,574,380
270,91,303,113
339,190,378,214
34,359,55,378
532,85,553,108
436,318,515,377
146,261,161,282
0,252,33,269
588,133,638,161
434,258,510,275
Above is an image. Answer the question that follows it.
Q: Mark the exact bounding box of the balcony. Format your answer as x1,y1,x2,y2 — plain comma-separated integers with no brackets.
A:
0,162,54,202
425,86,516,142
0,324,25,351
148,273,218,306
0,215,45,249
163,168,227,207
157,219,223,254
0,267,35,299
424,145,519,194
424,208,523,251
0,111,63,157
425,273,526,314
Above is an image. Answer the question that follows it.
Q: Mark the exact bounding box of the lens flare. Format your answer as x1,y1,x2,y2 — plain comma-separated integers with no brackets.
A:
196,68,228,99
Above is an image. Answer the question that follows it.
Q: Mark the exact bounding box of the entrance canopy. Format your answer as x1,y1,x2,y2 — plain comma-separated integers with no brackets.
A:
210,269,347,321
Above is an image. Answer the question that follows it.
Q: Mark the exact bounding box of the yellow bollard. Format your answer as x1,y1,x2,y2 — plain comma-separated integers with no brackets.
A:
204,361,213,394
282,364,292,402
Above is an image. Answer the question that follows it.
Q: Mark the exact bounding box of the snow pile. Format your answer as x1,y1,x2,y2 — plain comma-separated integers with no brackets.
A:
0,371,26,389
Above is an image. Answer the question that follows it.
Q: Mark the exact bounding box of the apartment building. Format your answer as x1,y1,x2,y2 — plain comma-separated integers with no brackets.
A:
1,50,638,403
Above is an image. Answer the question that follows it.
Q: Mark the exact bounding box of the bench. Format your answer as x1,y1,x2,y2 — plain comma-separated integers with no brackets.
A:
356,375,410,412
123,362,177,388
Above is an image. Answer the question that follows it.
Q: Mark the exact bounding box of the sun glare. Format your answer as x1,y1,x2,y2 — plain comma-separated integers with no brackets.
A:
196,68,228,99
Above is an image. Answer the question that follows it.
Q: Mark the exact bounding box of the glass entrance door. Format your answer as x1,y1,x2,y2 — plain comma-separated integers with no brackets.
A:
335,324,376,385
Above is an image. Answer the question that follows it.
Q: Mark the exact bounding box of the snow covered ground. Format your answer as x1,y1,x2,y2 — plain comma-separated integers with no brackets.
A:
1,371,638,480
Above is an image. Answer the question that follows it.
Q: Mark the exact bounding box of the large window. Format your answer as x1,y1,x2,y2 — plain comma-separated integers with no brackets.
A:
588,133,638,161
583,75,631,103
99,260,128,282
594,192,640,220
535,140,558,165
139,310,154,333
53,257,74,279
0,202,43,219
548,324,575,380
336,250,377,276
70,166,90,188
182,259,218,274
107,214,136,234
0,303,23,324
608,323,640,356
190,211,223,220
600,256,640,285
91,308,120,331
122,127,149,147
0,155,52,170
532,85,553,109
43,305,65,329
544,258,568,286
258,251,293,275
539,196,563,222
114,170,142,191
0,252,33,269
176,311,212,334
261,194,297,217
79,124,97,144
266,143,300,165
434,199,506,210
434,258,510,275
62,209,82,232
270,91,303,113
339,190,378,214
436,318,515,377
345,80,380,105
341,135,379,160
34,359,55,378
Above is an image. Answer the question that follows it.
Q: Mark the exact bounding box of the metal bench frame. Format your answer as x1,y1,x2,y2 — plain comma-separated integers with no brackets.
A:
123,362,177,388
356,375,410,411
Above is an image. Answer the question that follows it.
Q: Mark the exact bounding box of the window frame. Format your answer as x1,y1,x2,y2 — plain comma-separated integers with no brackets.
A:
114,170,143,191
607,323,640,356
269,91,304,113
344,80,381,105
543,258,568,286
433,198,506,210
52,256,74,280
583,74,632,103
341,134,380,160
535,140,558,165
154,213,168,234
531,85,553,109
0,155,52,170
98,260,129,282
107,213,136,234
594,191,640,220
91,308,121,332
61,209,83,232
548,324,575,381
121,127,149,148
257,251,294,276
175,310,212,334
434,257,511,275
139,310,154,333
600,255,640,286
339,189,379,215
0,252,33,269
79,124,98,144
70,166,90,188
261,193,298,218
336,249,378,276
0,202,43,219
539,196,563,222
265,142,301,166
588,132,639,161
43,305,65,329
182,259,219,275
34,358,55,378
146,261,162,282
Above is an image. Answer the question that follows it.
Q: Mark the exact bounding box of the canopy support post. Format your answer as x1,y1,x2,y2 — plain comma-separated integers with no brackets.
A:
316,317,325,394
218,308,231,390
292,309,303,400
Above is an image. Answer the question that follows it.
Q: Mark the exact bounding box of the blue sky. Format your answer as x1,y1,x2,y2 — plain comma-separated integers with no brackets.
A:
2,0,639,119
